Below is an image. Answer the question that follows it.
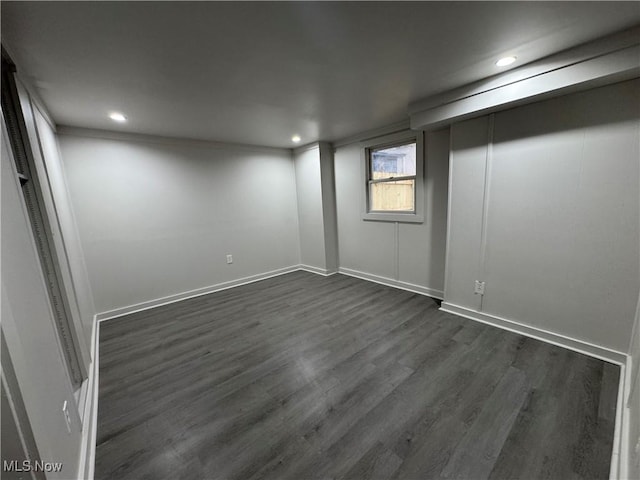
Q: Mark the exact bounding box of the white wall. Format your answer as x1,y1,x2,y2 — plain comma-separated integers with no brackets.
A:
444,117,488,311
334,128,449,297
2,123,82,479
295,145,327,270
57,130,301,314
318,142,339,273
294,142,338,274
445,79,640,354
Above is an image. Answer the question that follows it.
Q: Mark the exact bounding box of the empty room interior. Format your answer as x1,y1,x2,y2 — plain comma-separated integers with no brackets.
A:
2,2,640,479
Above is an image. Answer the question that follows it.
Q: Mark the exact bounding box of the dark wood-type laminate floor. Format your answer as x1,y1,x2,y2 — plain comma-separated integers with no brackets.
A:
96,271,619,480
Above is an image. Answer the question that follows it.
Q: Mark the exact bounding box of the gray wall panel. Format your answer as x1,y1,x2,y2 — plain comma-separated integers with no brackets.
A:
59,133,301,314
446,79,640,353
335,130,449,292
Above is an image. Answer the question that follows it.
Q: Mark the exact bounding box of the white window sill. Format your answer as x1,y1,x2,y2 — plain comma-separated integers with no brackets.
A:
362,212,424,223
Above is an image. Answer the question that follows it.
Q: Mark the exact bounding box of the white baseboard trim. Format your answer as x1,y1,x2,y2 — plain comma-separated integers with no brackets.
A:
440,302,630,480
77,268,631,479
96,266,442,324
610,359,627,480
298,264,337,276
440,302,626,365
96,265,302,322
78,264,333,476
338,267,444,300
77,315,100,480
614,355,635,480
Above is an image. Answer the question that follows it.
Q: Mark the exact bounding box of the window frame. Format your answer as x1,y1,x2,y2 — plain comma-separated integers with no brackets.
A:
362,130,424,223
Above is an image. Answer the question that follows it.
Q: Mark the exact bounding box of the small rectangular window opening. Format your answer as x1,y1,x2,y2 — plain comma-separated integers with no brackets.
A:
368,141,417,213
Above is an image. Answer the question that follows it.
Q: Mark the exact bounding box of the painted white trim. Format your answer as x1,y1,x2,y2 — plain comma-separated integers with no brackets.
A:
81,265,337,477
440,302,626,365
96,266,302,322
442,129,455,301
339,267,444,300
362,212,425,225
361,130,425,224
75,377,89,421
56,126,291,156
611,359,628,480
76,315,99,480
298,264,337,276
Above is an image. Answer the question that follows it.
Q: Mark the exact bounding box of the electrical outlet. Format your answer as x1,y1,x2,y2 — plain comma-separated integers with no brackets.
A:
62,400,72,434
226,254,233,264
474,280,485,295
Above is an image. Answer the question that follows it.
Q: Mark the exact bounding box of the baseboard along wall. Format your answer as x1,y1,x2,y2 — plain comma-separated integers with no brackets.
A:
298,264,338,276
338,267,444,300
438,302,631,480
440,302,626,365
95,266,302,322
76,316,100,480
79,266,630,480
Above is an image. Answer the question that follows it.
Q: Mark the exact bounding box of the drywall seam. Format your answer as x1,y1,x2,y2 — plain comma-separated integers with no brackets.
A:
442,129,455,300
393,222,400,281
477,113,494,313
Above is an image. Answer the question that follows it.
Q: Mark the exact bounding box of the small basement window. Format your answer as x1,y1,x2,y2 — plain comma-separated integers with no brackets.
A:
362,131,424,223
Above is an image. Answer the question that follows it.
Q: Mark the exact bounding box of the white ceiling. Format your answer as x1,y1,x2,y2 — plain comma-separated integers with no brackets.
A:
2,2,639,148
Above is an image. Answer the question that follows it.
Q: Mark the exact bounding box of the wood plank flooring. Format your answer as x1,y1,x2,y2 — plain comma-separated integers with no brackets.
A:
96,271,619,480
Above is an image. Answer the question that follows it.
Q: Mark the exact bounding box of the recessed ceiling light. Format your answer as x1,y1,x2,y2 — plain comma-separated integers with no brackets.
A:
496,56,517,67
292,135,301,143
109,112,127,122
